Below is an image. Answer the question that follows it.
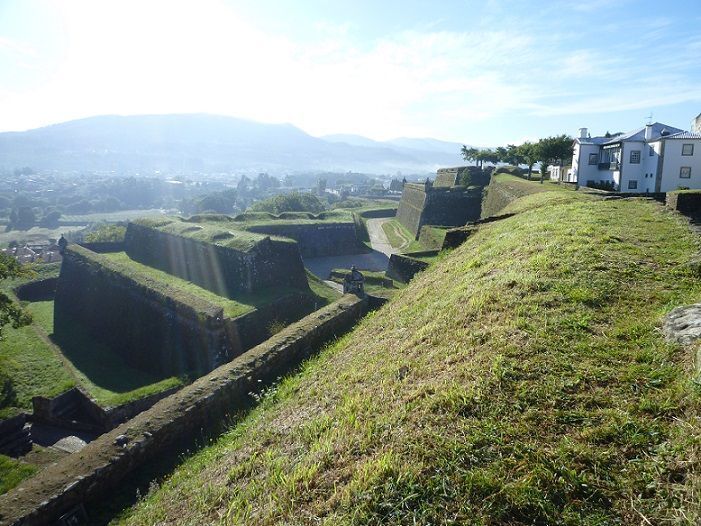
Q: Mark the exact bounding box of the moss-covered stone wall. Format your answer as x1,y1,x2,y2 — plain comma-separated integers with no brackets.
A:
396,183,482,238
124,221,308,297
54,245,228,377
245,223,364,257
3,295,367,526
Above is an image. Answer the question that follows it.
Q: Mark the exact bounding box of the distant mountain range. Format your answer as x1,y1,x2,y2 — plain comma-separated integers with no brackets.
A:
0,114,468,175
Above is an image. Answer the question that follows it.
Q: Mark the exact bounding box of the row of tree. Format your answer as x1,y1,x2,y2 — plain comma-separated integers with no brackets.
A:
461,134,574,180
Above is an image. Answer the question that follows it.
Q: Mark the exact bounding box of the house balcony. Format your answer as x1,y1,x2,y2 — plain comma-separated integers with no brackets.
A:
598,161,619,171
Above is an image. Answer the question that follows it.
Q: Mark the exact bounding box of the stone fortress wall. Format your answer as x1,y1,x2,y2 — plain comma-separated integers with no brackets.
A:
54,218,324,378
54,245,229,377
396,182,483,238
245,222,364,257
3,296,368,526
125,220,308,297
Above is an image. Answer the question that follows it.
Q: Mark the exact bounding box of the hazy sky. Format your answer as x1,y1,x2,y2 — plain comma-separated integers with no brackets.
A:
1,0,700,145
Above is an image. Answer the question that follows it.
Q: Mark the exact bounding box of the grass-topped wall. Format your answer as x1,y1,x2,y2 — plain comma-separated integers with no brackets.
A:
54,245,228,378
125,218,308,296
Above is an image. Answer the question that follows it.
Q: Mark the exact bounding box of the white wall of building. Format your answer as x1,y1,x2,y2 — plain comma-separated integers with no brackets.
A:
659,139,701,192
573,143,602,186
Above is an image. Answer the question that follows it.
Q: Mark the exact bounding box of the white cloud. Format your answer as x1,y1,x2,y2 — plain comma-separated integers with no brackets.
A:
0,0,699,144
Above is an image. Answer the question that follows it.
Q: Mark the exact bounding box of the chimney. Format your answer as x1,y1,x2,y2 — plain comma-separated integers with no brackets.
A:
645,124,653,141
579,127,588,139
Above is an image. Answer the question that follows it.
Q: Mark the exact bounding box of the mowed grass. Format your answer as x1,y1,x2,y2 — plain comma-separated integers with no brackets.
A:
120,189,701,524
0,311,75,417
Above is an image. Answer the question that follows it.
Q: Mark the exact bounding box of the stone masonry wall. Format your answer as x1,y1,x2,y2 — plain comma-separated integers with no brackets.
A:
396,183,428,237
666,191,701,218
397,183,482,238
124,223,308,297
245,223,365,258
1,295,367,526
54,245,227,377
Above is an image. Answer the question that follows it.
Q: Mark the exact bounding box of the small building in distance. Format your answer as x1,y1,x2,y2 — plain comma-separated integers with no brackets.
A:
569,120,701,192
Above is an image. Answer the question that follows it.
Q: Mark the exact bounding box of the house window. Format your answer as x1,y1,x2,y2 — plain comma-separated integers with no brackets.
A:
682,143,694,156
680,166,692,178
649,146,655,156
628,180,638,189
588,153,598,165
630,150,641,164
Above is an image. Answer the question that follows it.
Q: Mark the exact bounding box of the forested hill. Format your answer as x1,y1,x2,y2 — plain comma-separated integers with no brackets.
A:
0,114,464,174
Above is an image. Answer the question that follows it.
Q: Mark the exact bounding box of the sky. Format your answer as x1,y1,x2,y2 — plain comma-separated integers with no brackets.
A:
1,0,700,146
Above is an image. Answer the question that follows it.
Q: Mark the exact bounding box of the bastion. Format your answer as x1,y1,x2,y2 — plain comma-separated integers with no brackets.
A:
124,217,308,297
396,180,483,238
54,218,322,378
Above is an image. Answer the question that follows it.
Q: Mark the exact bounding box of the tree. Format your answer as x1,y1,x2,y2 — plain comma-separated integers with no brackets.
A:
0,253,32,339
40,210,62,228
537,135,574,183
516,142,539,179
249,192,326,214
461,146,480,166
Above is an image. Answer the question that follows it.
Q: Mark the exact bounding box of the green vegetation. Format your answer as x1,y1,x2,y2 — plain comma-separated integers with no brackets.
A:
121,182,701,525
83,223,127,242
1,298,181,411
0,455,37,495
418,225,448,250
134,217,281,252
481,173,572,218
462,134,573,180
101,252,257,318
381,219,425,253
306,270,342,305
0,310,75,417
0,252,32,339
248,192,326,214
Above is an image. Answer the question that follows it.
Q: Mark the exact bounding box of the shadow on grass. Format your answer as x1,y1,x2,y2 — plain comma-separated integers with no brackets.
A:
50,320,176,396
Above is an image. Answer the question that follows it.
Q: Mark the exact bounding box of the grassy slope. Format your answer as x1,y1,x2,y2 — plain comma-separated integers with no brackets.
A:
381,219,425,253
121,187,701,524
0,455,37,495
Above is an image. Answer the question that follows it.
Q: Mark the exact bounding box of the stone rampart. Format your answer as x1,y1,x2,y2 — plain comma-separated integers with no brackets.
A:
245,223,364,257
124,222,308,297
666,191,701,218
442,213,516,249
396,183,428,237
54,245,228,377
387,254,429,283
0,295,367,526
397,183,482,238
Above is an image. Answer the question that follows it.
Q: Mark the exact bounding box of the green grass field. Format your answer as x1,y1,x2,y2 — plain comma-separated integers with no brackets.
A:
120,182,701,525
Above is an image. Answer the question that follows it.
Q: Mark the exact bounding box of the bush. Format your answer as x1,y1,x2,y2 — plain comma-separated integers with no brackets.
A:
249,192,326,214
586,181,615,191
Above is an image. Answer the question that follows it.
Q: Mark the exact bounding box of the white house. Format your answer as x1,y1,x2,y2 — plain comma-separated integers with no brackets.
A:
570,121,701,193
